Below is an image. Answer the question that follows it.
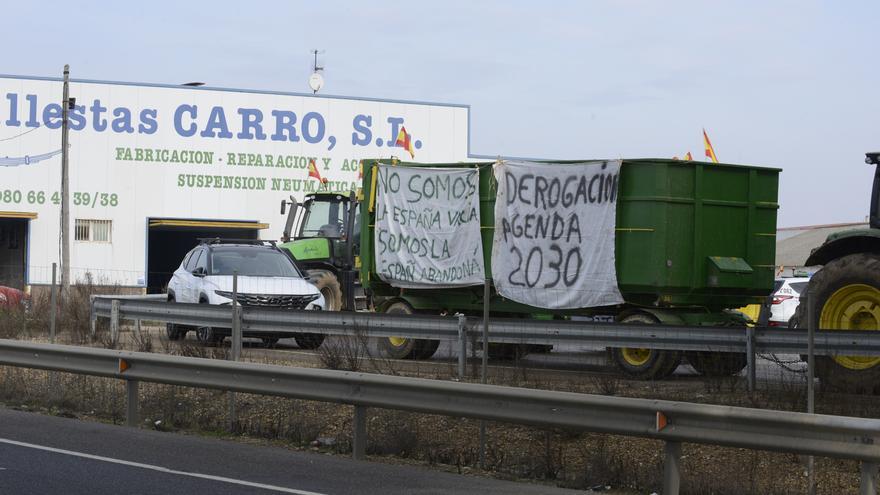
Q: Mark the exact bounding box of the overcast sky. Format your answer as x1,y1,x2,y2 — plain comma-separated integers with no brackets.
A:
4,0,878,227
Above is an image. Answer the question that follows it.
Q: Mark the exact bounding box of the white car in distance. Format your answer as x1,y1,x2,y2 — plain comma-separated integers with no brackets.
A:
166,239,326,348
769,277,811,326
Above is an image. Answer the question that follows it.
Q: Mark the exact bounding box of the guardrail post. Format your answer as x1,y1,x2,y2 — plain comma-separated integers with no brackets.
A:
663,441,682,495
479,279,491,469
231,271,241,361
110,299,120,346
125,379,139,427
861,462,877,495
746,326,756,392
457,313,467,379
807,297,817,494
134,319,142,338
353,405,368,460
228,271,240,433
49,263,57,343
89,296,97,338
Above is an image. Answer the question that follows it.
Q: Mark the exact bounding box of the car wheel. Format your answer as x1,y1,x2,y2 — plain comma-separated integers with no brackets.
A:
165,296,186,341
195,299,224,345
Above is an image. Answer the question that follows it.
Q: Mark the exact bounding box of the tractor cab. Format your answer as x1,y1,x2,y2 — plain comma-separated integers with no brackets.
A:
279,191,362,311
281,192,360,267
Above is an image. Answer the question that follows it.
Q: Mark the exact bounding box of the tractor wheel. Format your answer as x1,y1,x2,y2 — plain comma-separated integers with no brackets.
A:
308,269,342,311
798,253,880,393
687,352,747,377
609,313,681,380
378,301,439,360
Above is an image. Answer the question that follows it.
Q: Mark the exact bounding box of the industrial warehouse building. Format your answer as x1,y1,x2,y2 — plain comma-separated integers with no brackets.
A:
0,75,470,292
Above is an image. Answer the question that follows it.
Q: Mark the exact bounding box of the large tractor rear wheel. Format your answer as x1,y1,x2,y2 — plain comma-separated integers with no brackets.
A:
608,313,681,380
800,253,880,393
378,301,440,360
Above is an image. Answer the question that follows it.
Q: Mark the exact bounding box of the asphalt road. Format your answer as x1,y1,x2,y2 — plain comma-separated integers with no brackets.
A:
0,407,580,495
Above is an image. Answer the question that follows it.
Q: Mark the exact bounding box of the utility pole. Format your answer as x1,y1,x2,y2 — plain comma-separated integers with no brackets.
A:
60,65,71,293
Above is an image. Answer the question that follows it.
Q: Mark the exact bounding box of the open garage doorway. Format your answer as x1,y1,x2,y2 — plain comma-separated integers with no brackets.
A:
146,219,267,294
0,214,32,290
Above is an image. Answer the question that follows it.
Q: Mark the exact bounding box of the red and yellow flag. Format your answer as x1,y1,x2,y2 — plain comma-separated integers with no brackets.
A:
684,151,693,161
395,126,415,159
307,158,327,183
702,129,718,163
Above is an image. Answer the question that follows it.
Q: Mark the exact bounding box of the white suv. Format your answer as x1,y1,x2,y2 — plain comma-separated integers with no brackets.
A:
166,239,326,347
769,277,810,326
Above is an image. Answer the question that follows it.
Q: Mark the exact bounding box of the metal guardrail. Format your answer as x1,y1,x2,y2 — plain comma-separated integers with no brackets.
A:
91,296,880,356
0,339,876,494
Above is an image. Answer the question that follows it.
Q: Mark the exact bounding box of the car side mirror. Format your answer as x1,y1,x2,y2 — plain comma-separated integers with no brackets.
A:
192,267,207,278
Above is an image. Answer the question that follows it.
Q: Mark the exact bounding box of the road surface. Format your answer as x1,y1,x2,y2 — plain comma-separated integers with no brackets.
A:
0,407,580,495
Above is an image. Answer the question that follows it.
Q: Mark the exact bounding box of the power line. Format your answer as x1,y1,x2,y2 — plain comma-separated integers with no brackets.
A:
0,126,40,142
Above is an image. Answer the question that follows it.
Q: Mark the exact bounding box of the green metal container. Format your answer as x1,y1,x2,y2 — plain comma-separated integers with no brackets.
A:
360,158,779,315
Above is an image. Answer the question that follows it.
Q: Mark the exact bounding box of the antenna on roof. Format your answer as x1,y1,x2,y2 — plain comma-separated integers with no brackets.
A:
308,49,325,94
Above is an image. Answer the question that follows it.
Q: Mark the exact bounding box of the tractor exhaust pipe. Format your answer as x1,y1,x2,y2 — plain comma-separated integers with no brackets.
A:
280,195,298,243
867,152,880,229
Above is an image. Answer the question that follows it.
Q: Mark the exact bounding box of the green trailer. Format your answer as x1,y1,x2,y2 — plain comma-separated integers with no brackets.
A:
356,158,780,378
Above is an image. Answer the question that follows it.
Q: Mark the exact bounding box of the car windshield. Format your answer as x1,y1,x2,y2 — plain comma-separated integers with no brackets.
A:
772,280,785,293
209,247,301,277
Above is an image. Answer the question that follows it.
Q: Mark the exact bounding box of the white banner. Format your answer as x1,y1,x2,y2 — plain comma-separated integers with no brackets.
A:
375,165,485,288
491,160,624,309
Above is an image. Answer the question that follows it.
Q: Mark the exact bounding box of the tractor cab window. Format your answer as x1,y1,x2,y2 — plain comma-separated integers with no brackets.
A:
300,197,346,238
300,196,345,238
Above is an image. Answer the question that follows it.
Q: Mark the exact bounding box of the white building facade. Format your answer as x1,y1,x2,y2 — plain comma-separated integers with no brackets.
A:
0,75,470,291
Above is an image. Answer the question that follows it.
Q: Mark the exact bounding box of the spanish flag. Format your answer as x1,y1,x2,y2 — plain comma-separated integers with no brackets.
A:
703,129,718,163
395,126,415,159
307,158,327,183
684,151,693,161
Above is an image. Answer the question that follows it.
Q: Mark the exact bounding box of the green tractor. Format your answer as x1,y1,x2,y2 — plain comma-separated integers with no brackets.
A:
794,151,880,392
279,191,365,314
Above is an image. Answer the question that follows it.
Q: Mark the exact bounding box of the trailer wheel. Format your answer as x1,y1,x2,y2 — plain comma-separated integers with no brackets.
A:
294,333,325,349
308,269,342,311
486,343,529,360
687,352,747,377
378,301,439,360
609,313,681,380
798,253,880,393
